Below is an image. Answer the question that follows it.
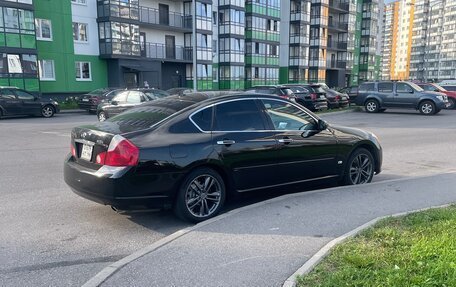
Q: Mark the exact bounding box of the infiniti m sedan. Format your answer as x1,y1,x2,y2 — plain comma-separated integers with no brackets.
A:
64,93,382,222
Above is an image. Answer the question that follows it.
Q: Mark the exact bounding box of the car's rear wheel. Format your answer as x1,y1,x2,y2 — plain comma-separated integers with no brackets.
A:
41,105,55,118
365,99,379,113
98,111,107,122
419,100,436,115
342,148,374,185
174,167,226,222
448,98,455,109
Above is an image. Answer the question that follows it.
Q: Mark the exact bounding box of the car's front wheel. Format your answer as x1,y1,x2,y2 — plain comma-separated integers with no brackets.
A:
98,111,107,122
365,99,380,113
41,105,55,118
447,98,455,109
419,100,436,115
342,148,375,185
174,167,226,222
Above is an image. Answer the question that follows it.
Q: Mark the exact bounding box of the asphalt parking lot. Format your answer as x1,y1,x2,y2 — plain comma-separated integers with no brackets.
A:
0,108,455,286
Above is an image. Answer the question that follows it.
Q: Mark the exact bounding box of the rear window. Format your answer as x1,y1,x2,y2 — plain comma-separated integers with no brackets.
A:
359,83,376,92
108,106,175,130
310,85,326,93
378,83,393,93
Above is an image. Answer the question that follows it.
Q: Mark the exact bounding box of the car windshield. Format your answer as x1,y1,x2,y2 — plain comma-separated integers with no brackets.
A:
310,85,326,93
407,82,424,92
288,87,305,93
282,88,294,96
433,84,446,92
441,85,456,91
105,89,123,100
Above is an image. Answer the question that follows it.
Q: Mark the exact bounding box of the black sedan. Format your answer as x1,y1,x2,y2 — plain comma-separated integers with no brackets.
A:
0,87,59,118
64,93,382,222
96,89,170,121
316,83,350,108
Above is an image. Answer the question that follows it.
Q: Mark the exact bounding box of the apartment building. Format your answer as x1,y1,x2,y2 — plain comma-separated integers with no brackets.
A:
380,0,414,81
0,0,39,91
278,0,380,88
35,0,108,97
409,0,455,82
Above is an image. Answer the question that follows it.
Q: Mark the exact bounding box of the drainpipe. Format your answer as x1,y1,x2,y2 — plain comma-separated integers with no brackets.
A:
192,0,197,91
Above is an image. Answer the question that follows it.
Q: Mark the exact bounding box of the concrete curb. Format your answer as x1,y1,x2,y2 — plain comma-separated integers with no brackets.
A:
59,109,87,114
82,173,454,287
281,203,454,287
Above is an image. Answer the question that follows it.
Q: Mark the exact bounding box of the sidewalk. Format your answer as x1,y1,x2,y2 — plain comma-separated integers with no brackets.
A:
92,173,456,287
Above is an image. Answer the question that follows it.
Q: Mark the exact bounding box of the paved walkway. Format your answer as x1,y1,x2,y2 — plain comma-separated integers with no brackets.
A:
96,173,456,287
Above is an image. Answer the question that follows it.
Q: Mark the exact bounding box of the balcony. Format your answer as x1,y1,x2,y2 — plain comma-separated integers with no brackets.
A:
139,6,192,31
144,43,192,62
290,10,310,23
328,0,349,11
289,57,309,67
327,40,347,50
326,59,346,69
328,19,348,31
290,34,310,45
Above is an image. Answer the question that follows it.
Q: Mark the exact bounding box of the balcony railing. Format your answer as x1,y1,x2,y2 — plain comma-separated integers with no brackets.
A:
328,0,349,11
144,43,192,61
328,19,348,30
327,40,347,50
139,6,192,30
290,10,310,22
326,60,346,69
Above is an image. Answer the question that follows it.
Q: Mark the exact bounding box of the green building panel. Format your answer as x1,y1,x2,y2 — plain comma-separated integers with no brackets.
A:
246,56,266,65
279,67,289,84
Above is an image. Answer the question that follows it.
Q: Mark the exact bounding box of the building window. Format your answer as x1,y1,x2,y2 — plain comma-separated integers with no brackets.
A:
75,61,91,81
36,19,52,41
7,54,22,73
39,60,55,81
71,0,87,5
73,22,88,42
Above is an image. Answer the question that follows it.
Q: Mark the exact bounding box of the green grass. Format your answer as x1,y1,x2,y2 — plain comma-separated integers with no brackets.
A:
315,106,361,114
58,100,79,110
297,206,456,287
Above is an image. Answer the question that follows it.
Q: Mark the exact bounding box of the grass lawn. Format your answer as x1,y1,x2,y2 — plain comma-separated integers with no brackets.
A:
297,206,456,287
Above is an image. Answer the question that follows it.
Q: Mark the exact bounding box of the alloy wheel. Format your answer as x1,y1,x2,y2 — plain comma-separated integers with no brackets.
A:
185,174,222,218
420,103,434,114
349,153,373,184
98,112,106,122
42,106,54,118
365,100,378,113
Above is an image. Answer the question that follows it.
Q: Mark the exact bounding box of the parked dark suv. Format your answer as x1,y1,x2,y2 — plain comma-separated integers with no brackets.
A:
245,85,297,102
78,88,123,113
355,81,449,115
283,84,328,111
0,87,60,118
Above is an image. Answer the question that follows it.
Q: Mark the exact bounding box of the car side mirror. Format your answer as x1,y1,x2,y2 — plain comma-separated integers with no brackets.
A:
318,119,328,131
111,100,118,105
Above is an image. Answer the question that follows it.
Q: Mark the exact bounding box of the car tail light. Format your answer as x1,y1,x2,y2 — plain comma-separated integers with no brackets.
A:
310,93,317,100
96,135,139,167
335,95,341,101
71,144,76,157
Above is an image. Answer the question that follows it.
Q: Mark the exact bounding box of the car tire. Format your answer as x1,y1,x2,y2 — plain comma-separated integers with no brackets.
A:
98,111,107,122
174,167,226,223
448,98,455,109
419,100,436,115
41,105,55,118
365,99,380,113
342,148,375,185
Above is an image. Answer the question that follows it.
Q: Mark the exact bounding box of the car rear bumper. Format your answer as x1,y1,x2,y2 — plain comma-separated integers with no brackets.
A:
63,155,177,209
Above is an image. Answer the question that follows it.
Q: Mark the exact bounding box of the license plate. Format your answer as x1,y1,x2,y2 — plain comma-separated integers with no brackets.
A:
80,144,93,161
320,95,325,99
82,99,89,102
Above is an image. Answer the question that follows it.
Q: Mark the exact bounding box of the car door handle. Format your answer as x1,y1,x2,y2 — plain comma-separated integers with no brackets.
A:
278,138,293,144
217,140,236,146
